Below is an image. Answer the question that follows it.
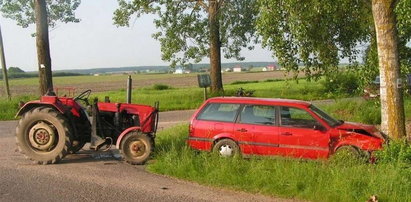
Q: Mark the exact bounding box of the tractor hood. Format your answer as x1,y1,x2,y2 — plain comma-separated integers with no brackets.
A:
334,121,385,140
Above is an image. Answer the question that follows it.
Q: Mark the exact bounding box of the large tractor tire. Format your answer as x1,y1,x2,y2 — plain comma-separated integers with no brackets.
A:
120,131,153,165
16,107,73,165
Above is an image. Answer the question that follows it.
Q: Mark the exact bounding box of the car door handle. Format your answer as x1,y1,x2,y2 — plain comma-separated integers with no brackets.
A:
236,128,248,132
281,132,292,136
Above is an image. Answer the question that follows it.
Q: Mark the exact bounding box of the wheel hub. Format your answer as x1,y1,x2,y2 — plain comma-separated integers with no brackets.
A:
29,122,56,151
219,145,233,157
129,140,146,157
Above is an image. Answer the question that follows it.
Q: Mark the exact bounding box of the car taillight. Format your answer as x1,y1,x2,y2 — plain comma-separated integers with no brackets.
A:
189,123,194,135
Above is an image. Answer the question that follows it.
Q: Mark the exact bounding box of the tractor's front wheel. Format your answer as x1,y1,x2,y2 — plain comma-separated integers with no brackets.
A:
16,107,72,164
120,132,153,165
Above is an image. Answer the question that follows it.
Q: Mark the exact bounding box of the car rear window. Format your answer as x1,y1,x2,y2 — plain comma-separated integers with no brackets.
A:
197,103,240,122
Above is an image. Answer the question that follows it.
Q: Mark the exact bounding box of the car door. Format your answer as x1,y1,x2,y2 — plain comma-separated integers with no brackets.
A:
191,103,240,150
278,106,330,159
234,104,280,155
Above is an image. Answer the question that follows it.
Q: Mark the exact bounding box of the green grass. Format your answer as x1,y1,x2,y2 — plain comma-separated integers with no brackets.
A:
94,79,344,112
148,124,411,202
318,98,411,125
0,95,38,120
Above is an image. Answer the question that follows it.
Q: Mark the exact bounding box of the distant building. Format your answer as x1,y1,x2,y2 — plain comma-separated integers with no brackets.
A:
174,68,184,74
263,64,279,71
233,64,242,72
174,68,191,74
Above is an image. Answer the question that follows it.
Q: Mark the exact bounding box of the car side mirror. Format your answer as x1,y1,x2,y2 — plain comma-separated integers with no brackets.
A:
313,125,326,131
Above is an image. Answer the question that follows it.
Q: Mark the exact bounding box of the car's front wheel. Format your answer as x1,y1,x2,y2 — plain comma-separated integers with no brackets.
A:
212,139,240,157
332,146,368,163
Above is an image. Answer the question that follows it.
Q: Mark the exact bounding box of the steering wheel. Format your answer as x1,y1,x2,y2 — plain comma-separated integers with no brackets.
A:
74,89,91,104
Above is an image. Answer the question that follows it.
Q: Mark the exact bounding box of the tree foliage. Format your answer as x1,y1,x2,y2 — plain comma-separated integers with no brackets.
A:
113,0,258,68
257,0,411,82
8,66,24,73
257,0,371,80
0,0,81,28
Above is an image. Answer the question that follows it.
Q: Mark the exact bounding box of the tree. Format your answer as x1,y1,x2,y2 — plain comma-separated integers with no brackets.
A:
371,0,405,139
0,24,10,99
114,0,258,92
0,0,80,95
8,66,24,74
257,0,410,139
257,0,371,79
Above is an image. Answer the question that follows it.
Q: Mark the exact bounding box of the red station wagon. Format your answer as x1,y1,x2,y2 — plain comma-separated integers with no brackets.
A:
188,97,386,160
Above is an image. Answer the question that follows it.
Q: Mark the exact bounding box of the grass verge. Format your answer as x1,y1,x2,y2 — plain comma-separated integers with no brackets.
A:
0,95,37,120
94,79,348,112
148,124,411,202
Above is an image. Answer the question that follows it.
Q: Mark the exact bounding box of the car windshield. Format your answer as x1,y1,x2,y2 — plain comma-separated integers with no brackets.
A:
309,105,341,127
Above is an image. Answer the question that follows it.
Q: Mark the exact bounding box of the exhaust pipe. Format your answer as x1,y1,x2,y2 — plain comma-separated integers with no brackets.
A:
127,75,132,104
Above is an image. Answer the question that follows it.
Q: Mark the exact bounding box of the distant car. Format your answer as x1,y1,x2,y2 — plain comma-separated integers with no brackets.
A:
188,97,386,160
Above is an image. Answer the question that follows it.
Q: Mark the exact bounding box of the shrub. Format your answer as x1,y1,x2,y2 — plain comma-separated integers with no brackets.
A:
322,71,360,95
264,78,283,82
375,140,411,164
230,80,259,85
152,84,172,90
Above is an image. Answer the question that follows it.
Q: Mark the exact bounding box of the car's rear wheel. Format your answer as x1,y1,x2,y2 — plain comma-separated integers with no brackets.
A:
213,139,240,157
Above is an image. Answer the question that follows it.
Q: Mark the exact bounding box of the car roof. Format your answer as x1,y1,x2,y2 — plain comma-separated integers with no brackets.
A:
206,97,312,107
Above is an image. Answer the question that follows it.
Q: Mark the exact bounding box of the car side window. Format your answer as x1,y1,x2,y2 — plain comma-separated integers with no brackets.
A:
280,107,319,128
197,103,240,122
240,105,276,125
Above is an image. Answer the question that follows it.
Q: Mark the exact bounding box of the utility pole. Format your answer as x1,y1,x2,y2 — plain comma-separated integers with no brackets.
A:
0,24,11,100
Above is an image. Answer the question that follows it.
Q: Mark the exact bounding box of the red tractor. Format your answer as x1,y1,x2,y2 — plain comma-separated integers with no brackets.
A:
15,89,159,165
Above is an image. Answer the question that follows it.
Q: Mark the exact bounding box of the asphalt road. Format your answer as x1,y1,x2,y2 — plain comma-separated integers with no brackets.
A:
0,110,290,202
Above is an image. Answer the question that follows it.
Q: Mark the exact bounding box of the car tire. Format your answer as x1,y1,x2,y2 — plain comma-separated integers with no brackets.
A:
333,146,368,163
213,139,240,157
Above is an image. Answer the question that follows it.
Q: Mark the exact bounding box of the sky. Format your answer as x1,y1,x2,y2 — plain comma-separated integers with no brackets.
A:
0,0,274,72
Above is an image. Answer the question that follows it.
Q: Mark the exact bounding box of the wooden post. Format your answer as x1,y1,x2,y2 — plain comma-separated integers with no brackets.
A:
203,87,208,101
0,24,11,100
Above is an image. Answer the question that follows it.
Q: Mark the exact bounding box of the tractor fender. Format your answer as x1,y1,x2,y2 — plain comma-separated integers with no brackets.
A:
16,101,66,118
116,126,143,149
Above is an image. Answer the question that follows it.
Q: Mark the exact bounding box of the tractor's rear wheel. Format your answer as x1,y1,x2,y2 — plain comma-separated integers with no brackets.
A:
120,132,153,165
16,107,72,164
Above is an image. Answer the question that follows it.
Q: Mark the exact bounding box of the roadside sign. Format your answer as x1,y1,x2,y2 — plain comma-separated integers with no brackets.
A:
197,74,211,88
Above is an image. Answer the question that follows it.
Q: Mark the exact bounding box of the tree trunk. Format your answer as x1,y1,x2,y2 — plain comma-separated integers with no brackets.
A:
34,0,53,95
372,0,406,139
0,24,11,100
208,1,223,93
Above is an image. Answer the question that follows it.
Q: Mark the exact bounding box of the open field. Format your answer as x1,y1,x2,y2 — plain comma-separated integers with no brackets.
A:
0,71,303,96
0,77,346,120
